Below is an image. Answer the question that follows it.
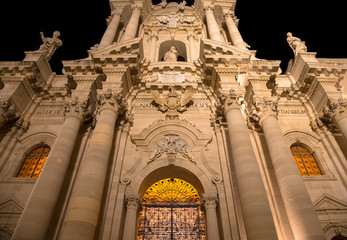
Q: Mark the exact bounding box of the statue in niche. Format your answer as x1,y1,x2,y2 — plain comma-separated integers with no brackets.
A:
164,46,178,62
38,31,63,60
286,32,307,57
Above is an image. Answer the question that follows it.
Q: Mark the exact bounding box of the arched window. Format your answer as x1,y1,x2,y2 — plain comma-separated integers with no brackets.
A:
290,145,323,176
17,146,50,178
137,178,206,239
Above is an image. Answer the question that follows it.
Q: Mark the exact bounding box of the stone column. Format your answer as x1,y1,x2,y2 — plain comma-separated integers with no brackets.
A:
321,98,347,139
224,11,248,50
202,194,220,240
219,90,278,240
252,97,326,240
120,5,141,41
148,32,158,62
12,97,87,240
60,89,123,240
187,33,196,62
204,6,223,42
99,10,121,47
122,194,141,240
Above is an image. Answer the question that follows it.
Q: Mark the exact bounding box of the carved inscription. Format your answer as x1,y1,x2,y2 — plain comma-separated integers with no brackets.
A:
278,109,306,115
35,109,62,115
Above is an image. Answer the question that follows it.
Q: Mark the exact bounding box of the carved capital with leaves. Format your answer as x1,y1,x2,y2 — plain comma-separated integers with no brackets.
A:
248,96,278,125
321,98,347,125
125,193,142,210
217,89,245,114
97,89,126,114
202,193,218,209
64,96,93,122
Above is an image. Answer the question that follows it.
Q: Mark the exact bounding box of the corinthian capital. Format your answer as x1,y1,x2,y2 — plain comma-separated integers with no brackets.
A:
97,89,126,113
218,89,245,113
125,193,142,210
202,193,218,209
321,98,347,124
203,5,214,12
64,97,93,122
248,96,278,125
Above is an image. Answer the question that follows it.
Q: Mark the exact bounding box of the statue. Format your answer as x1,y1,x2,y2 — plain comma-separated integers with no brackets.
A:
158,0,167,8
177,0,187,12
164,46,178,62
286,32,307,57
38,31,63,60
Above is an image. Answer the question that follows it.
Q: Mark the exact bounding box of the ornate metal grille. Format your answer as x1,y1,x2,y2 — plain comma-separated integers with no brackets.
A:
138,178,206,240
291,145,322,176
17,146,50,178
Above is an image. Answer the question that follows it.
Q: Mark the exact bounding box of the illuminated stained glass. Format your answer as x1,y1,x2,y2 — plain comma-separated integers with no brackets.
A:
143,178,201,204
17,146,50,178
138,178,205,240
291,145,322,176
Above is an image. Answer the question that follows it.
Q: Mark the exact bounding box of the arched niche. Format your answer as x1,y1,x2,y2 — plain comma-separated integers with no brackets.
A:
158,40,187,62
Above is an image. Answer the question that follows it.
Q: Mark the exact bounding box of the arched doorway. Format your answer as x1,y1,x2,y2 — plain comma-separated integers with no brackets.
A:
137,178,206,239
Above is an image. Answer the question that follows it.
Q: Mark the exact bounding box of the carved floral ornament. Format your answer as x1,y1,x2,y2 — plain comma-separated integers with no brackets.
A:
148,134,195,164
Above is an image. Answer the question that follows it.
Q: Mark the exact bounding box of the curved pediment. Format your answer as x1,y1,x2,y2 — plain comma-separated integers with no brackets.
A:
130,118,212,150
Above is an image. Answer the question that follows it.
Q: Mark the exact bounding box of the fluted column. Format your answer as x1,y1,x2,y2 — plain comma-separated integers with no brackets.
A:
99,10,121,47
187,32,197,62
122,194,141,240
321,98,347,139
202,194,220,240
60,89,123,240
204,6,223,42
252,96,325,240
12,97,87,240
148,32,158,62
219,90,278,240
224,11,248,50
120,5,141,41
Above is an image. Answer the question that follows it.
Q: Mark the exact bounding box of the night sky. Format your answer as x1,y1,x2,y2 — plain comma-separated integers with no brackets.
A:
0,0,346,74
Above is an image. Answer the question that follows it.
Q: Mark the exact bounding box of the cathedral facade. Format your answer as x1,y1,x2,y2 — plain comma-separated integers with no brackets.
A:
1,0,347,239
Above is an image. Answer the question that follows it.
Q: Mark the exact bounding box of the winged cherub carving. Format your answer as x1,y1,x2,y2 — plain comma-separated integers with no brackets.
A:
151,86,193,119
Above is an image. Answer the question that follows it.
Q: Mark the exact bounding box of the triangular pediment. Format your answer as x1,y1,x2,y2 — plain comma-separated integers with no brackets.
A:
313,194,347,210
201,38,253,58
0,199,23,214
90,38,142,57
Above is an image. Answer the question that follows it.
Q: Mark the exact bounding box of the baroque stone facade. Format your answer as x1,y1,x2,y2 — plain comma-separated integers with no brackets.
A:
0,0,347,239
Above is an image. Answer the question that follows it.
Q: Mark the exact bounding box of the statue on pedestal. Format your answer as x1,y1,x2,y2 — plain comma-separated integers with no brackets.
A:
286,32,307,57
38,31,63,60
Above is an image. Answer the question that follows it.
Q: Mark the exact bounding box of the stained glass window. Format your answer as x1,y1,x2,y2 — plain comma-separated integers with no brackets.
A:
143,178,201,204
138,178,206,240
17,146,50,178
291,145,322,176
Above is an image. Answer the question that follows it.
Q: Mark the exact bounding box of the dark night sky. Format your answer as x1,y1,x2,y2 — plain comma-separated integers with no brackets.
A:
0,0,346,74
